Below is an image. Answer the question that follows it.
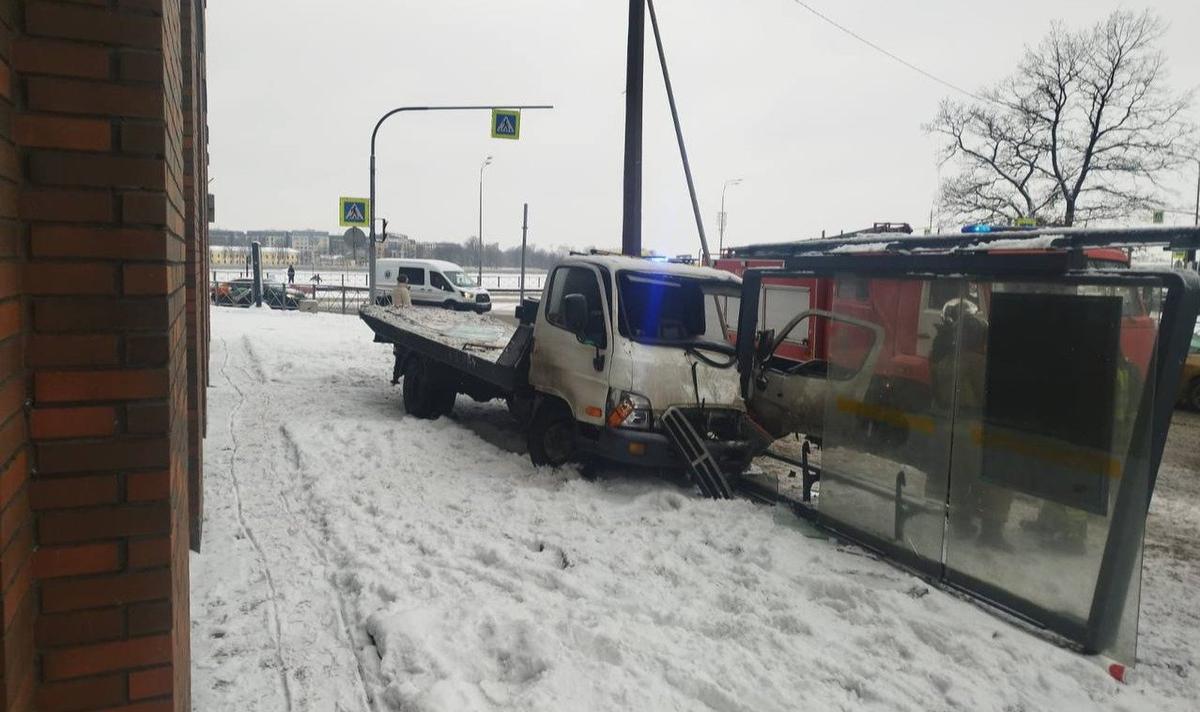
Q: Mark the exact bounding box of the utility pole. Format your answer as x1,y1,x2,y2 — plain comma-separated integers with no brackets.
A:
621,0,645,257
478,155,493,283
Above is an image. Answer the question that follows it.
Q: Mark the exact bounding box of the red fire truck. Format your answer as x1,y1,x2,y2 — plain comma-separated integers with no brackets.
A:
716,225,1157,443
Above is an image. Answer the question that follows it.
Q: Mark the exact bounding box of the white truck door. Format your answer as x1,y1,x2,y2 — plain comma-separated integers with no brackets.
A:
410,267,435,303
531,264,611,426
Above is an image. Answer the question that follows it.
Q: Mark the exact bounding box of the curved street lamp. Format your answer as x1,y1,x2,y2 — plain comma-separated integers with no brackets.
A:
367,104,553,303
719,178,743,255
479,155,494,283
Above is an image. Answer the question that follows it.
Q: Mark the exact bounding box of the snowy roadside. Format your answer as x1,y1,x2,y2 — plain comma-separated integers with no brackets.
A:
191,307,1200,712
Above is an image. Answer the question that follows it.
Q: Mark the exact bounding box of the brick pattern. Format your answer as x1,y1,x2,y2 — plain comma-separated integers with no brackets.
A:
181,0,208,558
0,1,209,711
1,2,37,709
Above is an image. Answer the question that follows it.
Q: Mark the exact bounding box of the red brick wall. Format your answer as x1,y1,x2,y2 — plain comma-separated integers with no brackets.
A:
0,1,209,710
1,2,37,709
180,0,206,553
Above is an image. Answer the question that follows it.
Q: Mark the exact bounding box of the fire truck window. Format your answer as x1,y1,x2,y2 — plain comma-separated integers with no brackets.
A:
834,276,869,301
926,279,962,311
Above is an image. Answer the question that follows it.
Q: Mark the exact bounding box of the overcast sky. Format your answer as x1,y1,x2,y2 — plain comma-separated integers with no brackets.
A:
207,0,1200,255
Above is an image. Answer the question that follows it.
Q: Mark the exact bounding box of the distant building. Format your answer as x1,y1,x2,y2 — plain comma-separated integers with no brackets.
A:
288,230,329,264
210,245,299,268
380,234,415,258
245,230,289,249
210,228,247,247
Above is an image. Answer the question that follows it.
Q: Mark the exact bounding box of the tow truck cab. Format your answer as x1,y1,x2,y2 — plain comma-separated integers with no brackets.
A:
524,255,768,479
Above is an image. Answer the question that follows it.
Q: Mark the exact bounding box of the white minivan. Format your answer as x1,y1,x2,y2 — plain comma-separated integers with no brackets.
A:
375,259,492,313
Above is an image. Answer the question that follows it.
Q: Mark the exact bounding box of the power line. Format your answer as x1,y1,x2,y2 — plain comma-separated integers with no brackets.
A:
789,0,990,104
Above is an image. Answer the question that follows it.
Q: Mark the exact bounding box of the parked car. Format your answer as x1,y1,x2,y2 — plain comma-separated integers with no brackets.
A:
211,279,307,310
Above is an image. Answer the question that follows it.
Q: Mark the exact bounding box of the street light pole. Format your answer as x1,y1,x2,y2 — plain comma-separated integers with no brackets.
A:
367,104,553,304
1193,157,1199,228
1187,157,1199,267
718,178,743,255
478,156,493,283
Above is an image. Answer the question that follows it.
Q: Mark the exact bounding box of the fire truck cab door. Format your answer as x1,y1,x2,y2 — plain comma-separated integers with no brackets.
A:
747,309,885,440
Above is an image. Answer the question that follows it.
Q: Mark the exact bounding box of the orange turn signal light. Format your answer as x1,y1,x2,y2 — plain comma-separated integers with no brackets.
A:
607,400,633,427
585,405,604,418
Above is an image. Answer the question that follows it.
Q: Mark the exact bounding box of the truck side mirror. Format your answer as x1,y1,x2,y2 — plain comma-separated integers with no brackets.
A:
563,293,588,337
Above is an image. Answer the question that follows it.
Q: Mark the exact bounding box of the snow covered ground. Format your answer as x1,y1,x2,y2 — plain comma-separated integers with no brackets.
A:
191,307,1200,712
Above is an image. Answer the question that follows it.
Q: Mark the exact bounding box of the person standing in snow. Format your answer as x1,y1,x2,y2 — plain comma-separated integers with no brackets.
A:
390,274,412,308
287,264,296,284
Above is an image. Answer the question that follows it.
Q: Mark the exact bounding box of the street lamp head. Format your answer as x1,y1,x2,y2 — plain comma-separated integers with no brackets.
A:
483,155,494,167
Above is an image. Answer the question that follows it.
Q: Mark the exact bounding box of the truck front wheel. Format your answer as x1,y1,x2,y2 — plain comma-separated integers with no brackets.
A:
528,400,578,467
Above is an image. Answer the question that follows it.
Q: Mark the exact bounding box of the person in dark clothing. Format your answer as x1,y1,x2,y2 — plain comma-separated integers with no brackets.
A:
929,297,1013,551
287,264,296,284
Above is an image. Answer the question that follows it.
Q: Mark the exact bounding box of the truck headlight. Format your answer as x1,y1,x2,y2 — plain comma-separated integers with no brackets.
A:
607,390,653,430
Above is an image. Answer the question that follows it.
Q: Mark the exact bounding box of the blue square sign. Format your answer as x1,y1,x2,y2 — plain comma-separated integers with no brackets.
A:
339,197,370,227
491,109,521,140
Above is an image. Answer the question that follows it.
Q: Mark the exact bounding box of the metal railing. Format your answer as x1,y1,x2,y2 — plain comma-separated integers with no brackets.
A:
212,270,546,294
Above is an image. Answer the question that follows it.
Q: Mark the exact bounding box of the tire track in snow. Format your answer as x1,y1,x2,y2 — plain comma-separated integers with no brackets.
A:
232,333,374,711
217,336,296,712
268,417,376,712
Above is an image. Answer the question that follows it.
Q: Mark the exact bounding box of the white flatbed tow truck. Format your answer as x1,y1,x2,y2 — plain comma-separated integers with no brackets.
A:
361,254,771,496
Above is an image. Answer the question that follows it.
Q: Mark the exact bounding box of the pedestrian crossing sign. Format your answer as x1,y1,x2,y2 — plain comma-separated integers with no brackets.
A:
491,109,521,140
339,197,370,227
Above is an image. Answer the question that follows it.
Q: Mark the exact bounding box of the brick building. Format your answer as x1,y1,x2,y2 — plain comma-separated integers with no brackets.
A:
0,2,210,711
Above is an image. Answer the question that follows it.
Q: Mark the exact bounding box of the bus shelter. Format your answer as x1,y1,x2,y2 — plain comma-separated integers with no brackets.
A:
733,226,1200,665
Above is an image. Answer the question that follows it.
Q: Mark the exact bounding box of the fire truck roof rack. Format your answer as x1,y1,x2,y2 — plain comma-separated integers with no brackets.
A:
728,225,1200,260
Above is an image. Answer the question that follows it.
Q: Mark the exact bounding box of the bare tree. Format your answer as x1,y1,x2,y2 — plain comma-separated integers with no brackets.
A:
928,10,1194,227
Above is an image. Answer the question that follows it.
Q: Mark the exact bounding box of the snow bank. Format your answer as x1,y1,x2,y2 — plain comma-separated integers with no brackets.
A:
192,307,1200,712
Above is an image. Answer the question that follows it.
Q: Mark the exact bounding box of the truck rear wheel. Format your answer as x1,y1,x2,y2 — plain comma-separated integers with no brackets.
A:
528,400,577,467
506,393,534,425
402,356,455,419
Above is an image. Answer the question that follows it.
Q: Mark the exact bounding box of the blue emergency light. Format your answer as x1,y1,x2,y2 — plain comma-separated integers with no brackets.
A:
961,223,994,234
